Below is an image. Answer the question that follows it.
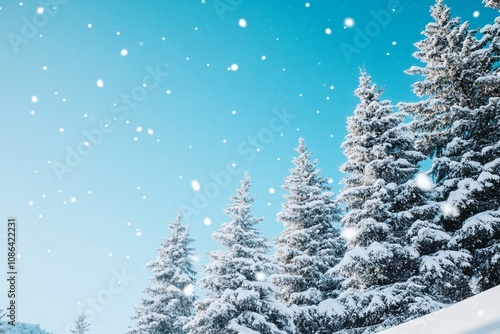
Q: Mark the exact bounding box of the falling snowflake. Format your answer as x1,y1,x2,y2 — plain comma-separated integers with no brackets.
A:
416,173,434,191
341,227,358,241
344,17,355,28
441,203,460,217
255,272,266,281
191,180,201,191
183,284,194,297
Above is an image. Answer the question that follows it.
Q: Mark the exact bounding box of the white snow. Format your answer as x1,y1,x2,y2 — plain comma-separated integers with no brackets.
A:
416,173,434,190
344,17,355,28
440,202,460,217
380,284,500,334
191,180,201,191
340,227,358,241
255,272,266,281
183,284,194,296
318,298,346,317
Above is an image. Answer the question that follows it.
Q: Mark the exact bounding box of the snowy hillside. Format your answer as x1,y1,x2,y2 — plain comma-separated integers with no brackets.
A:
1,323,52,334
380,285,500,334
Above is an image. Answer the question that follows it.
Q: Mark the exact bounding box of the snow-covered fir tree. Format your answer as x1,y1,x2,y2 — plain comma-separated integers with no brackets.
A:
484,0,500,9
0,309,5,334
185,172,294,334
69,312,90,334
400,0,475,164
402,0,500,296
400,0,490,216
328,70,473,333
128,208,197,334
445,2,500,293
273,137,345,333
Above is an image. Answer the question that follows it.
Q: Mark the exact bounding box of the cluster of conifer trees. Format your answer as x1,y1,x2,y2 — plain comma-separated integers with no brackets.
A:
128,1,500,332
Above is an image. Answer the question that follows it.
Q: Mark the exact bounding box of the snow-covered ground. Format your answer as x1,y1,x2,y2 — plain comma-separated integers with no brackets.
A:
380,285,500,334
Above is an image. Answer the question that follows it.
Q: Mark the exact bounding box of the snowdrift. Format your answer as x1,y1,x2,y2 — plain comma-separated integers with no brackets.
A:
380,285,500,334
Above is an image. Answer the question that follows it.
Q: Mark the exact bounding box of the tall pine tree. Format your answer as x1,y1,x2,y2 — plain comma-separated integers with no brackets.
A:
400,0,475,165
128,208,197,334
185,172,294,334
273,137,345,333
331,70,469,333
69,313,90,334
402,0,500,296
446,1,500,293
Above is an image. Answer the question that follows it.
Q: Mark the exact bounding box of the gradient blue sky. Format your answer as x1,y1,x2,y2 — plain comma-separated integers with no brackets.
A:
0,1,497,333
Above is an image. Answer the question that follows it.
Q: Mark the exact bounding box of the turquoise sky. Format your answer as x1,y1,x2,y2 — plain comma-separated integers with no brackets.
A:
0,1,497,333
